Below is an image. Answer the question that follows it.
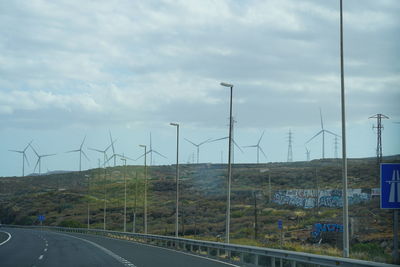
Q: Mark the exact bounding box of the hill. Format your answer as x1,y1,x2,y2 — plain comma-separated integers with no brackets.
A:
1,155,399,263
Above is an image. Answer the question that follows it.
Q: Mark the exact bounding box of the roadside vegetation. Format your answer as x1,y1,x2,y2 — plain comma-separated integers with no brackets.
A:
0,155,399,264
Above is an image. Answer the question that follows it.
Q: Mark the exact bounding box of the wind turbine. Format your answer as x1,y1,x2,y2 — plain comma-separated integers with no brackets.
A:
9,140,32,176
88,140,115,167
184,138,212,164
136,133,167,164
306,108,340,159
209,136,243,163
66,136,89,172
30,144,56,175
243,131,267,164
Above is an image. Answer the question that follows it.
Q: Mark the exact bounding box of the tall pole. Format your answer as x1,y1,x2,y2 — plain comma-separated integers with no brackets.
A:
221,82,233,243
133,172,137,233
87,174,90,229
339,0,349,257
369,113,389,182
103,167,107,230
170,123,180,237
122,158,127,232
140,145,148,234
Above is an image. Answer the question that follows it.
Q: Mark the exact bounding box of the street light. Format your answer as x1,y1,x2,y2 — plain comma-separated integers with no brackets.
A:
339,0,349,258
139,144,148,234
121,158,127,232
220,81,233,243
85,174,90,229
170,122,180,237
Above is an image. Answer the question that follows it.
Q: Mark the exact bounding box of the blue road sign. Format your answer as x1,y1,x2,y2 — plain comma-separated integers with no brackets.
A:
38,215,45,222
278,219,283,230
381,163,400,209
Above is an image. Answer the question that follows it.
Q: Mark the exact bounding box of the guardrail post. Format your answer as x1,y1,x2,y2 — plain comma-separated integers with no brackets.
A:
254,254,259,266
271,257,275,267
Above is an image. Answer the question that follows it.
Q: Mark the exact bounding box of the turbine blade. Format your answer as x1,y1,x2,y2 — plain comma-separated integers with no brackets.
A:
233,140,244,153
209,137,228,142
109,131,115,153
65,149,80,153
82,150,90,161
152,150,167,159
88,147,103,153
42,153,56,158
9,150,23,153
257,131,265,145
243,145,258,148
259,147,267,159
305,130,323,144
199,138,213,146
24,153,30,166
184,138,198,147
24,140,33,152
325,130,340,137
30,144,39,157
135,151,151,161
319,108,324,130
80,136,86,149
34,159,40,173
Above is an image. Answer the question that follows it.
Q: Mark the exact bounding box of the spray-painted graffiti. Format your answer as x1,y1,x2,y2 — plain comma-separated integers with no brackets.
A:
272,188,374,208
311,223,343,239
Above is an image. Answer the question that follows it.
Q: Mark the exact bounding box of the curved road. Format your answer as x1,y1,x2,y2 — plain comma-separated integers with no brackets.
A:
0,228,238,267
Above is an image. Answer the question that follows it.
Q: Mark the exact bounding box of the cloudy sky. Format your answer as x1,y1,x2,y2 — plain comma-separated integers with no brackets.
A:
1,0,399,177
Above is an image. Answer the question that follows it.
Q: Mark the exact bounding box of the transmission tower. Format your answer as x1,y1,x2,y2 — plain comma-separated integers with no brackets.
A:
369,114,389,165
287,129,293,162
334,135,339,159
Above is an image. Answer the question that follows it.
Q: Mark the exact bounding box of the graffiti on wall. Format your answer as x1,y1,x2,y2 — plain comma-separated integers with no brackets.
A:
311,223,343,239
272,188,373,208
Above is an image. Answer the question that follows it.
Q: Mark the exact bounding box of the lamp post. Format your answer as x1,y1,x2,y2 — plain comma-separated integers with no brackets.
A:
121,158,127,232
139,144,148,234
220,81,233,243
339,0,349,258
85,174,90,229
170,122,180,237
133,171,138,233
103,166,107,230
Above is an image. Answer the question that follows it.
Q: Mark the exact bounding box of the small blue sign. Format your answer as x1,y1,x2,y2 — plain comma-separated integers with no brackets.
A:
38,215,45,222
278,219,283,230
381,163,400,209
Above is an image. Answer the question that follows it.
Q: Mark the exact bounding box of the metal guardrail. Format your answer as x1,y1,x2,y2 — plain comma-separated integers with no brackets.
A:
4,225,397,267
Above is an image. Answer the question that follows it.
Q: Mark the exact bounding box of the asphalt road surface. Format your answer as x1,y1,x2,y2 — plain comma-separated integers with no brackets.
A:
0,227,238,267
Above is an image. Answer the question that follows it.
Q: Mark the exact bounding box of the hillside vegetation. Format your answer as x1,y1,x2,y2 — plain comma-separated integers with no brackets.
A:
1,155,399,263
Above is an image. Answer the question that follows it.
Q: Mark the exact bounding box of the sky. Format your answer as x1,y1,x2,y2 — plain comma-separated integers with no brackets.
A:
0,0,399,177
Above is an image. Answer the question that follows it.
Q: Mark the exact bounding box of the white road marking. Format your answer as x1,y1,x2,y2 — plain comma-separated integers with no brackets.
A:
38,255,44,260
44,248,48,252
51,232,137,267
0,231,12,246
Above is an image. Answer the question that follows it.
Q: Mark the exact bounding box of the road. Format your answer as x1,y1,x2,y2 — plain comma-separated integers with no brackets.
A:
0,227,238,267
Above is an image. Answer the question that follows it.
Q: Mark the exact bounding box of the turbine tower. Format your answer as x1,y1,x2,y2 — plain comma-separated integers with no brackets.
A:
287,129,293,162
9,140,32,177
305,147,311,161
243,131,267,164
306,108,339,159
66,136,89,172
184,138,212,164
30,144,56,175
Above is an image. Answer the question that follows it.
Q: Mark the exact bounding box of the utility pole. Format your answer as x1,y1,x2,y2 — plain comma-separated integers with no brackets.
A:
287,129,293,162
